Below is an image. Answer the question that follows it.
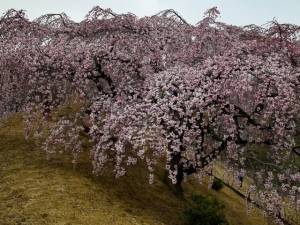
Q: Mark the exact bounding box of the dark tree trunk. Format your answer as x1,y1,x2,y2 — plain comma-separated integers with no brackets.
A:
162,152,193,198
163,169,184,198
162,130,229,197
162,152,217,197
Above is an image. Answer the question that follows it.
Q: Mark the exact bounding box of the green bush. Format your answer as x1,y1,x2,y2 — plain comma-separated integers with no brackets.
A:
212,178,224,191
182,194,229,225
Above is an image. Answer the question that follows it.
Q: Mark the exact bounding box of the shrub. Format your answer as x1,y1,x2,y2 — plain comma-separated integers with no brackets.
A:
212,178,224,191
182,194,228,225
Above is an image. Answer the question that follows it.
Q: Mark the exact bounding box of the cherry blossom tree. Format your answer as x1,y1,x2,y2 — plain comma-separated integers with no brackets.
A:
1,6,300,223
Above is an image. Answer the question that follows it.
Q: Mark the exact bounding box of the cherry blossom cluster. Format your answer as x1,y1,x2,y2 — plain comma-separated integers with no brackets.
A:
1,6,300,222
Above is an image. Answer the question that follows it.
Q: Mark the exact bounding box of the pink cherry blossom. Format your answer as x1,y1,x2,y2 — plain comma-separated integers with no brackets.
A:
1,6,300,223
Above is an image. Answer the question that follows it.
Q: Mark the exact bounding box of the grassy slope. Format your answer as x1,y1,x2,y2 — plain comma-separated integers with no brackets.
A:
0,115,267,225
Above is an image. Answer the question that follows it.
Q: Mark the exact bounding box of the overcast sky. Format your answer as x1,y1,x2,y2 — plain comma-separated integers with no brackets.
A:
0,0,299,26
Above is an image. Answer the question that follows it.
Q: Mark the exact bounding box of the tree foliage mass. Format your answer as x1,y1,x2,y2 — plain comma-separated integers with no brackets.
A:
1,6,300,223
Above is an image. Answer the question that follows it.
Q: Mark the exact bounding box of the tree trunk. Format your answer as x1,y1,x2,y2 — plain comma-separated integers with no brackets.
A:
162,149,199,198
163,167,184,198
162,152,185,198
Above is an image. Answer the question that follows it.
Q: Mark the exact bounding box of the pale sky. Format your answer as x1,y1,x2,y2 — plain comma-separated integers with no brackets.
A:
0,0,299,27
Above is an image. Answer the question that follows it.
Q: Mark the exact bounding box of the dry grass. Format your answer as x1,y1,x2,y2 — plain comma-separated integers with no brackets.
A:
0,114,268,225
182,174,266,225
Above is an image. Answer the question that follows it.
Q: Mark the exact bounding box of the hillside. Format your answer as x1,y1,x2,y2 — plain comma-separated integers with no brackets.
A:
0,115,266,225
